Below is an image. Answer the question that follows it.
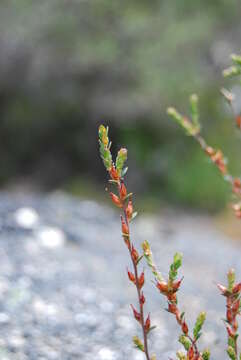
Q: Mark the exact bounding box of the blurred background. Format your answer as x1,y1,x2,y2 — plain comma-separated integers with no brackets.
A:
0,1,241,359
0,0,240,212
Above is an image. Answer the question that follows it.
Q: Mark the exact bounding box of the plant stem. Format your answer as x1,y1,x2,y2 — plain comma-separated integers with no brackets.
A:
122,195,150,360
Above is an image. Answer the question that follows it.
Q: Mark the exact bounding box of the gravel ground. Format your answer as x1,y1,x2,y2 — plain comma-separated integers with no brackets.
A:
0,191,240,360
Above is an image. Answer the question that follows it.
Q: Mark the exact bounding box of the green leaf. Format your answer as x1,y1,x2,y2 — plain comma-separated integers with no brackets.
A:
133,336,144,352
228,336,236,349
167,107,184,125
227,346,237,360
227,269,235,292
193,312,206,340
202,349,210,360
169,253,183,282
176,351,186,360
147,325,157,334
179,335,191,351
98,125,112,171
116,148,128,176
98,124,106,140
174,253,182,269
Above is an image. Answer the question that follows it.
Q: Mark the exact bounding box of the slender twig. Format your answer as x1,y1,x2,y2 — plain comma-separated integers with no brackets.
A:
98,125,152,360
122,196,150,360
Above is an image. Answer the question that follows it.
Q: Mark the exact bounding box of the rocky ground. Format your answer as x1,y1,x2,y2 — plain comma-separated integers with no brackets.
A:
0,191,240,360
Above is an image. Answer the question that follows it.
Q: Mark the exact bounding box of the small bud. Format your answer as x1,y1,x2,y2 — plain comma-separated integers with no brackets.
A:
110,165,119,181
121,216,129,235
168,302,178,315
126,199,133,220
232,298,240,313
142,240,151,257
110,192,122,208
236,115,241,129
167,292,177,303
138,272,145,289
98,125,108,145
131,305,141,323
182,321,189,335
131,246,139,264
99,125,113,170
193,312,206,340
120,183,127,200
140,292,145,305
205,146,215,156
144,314,151,332
226,325,235,338
202,349,210,360
232,282,241,294
172,278,183,292
179,335,191,351
233,178,241,187
127,268,136,284
232,203,241,218
228,269,236,292
233,319,238,332
167,107,183,124
177,351,186,360
116,148,128,176
156,281,168,294
233,178,241,195
133,336,144,352
226,308,233,323
217,283,229,296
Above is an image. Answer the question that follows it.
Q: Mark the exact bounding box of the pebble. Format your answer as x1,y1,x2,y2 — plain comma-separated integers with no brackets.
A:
0,191,238,359
14,207,39,229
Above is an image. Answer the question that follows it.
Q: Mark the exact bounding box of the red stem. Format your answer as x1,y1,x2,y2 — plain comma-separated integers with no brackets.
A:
121,184,150,360
194,133,241,198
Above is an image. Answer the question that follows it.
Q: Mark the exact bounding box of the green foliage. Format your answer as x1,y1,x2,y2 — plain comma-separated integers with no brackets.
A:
202,349,210,360
169,253,182,282
227,269,235,292
227,346,237,360
99,126,112,171
193,312,206,340
176,351,186,360
133,336,144,352
179,335,191,351
116,148,128,177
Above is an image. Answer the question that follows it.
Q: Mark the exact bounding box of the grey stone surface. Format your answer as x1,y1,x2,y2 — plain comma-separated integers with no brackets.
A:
0,191,239,359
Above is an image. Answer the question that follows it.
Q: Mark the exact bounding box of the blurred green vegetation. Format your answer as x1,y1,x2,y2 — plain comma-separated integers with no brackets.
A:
0,1,240,211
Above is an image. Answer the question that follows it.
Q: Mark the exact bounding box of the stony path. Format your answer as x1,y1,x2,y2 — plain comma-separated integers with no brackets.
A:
0,192,240,360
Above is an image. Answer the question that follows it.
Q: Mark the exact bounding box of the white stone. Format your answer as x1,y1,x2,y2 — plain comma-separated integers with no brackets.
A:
98,347,117,360
14,207,39,229
36,227,65,248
